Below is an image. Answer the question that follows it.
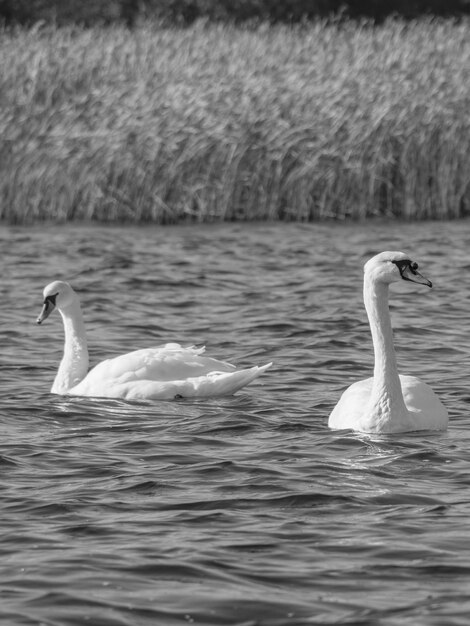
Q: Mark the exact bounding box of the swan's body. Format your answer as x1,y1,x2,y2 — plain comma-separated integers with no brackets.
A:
328,251,448,434
37,281,271,400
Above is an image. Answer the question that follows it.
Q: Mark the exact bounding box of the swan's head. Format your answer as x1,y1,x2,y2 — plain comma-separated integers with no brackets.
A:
364,251,432,288
37,281,77,324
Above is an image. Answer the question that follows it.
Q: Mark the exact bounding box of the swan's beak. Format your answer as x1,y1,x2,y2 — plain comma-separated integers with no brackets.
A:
401,265,432,288
36,299,55,324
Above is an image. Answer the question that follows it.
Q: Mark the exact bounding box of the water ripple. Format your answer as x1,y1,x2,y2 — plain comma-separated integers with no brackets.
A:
1,222,470,625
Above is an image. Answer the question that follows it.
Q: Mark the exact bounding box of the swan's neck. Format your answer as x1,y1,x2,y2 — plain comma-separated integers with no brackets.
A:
363,278,408,427
52,302,89,394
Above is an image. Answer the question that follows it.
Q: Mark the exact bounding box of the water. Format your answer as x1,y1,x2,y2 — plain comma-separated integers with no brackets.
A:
1,221,470,626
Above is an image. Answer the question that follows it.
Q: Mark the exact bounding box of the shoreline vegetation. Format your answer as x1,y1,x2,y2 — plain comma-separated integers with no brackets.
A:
1,19,469,224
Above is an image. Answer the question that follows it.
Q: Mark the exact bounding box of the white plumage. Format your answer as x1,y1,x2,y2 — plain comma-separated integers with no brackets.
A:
37,281,271,401
328,251,448,434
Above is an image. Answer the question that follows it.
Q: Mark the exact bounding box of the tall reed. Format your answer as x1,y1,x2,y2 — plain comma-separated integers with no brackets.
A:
0,19,469,223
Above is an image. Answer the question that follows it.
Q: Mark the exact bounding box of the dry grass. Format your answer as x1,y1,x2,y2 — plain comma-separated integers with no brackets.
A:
1,19,469,223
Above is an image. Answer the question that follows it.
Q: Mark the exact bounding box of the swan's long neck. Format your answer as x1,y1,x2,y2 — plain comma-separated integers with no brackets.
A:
363,277,408,427
52,301,89,394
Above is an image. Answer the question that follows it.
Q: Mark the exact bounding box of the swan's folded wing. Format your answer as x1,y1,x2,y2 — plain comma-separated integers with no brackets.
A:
79,363,272,401
328,377,374,430
400,375,449,430
80,343,236,387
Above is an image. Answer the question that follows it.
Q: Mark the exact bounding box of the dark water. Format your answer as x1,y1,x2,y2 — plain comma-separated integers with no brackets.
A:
1,221,470,626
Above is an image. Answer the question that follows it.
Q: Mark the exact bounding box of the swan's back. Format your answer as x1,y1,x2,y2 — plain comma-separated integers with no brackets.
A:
82,343,235,386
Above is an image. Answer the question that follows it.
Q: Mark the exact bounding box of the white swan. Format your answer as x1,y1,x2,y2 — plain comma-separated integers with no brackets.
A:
37,281,271,400
328,251,448,434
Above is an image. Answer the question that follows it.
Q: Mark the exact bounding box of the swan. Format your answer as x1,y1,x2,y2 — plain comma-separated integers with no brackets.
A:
37,281,271,400
328,251,448,434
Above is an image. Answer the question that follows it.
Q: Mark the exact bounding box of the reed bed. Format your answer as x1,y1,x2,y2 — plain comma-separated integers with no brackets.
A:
1,19,469,223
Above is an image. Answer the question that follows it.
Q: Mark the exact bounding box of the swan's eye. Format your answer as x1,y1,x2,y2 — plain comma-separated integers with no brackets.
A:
410,262,418,272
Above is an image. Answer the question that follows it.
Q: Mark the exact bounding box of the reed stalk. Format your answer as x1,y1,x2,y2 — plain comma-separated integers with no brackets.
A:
0,19,469,223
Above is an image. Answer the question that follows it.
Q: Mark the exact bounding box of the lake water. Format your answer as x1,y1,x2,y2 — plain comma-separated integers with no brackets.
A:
1,221,470,626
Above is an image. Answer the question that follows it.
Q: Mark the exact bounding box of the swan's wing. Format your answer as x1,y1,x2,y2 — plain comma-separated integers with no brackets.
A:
400,375,448,430
328,377,374,430
81,343,236,387
75,363,272,401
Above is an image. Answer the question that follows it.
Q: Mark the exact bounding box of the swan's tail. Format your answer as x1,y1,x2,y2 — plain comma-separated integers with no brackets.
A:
192,362,272,397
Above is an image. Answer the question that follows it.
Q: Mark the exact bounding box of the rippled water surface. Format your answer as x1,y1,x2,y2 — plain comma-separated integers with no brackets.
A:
1,222,470,625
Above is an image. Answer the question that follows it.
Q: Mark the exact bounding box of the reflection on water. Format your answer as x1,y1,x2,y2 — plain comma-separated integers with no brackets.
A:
1,221,470,625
